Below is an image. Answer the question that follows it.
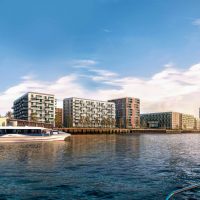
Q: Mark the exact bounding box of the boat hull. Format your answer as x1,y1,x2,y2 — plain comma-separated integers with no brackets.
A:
0,133,71,143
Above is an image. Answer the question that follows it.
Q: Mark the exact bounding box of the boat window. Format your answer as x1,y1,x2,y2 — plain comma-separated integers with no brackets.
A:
0,128,43,134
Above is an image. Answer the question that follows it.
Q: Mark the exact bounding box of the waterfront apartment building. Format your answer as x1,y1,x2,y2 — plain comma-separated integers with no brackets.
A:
181,114,196,130
199,108,200,118
0,117,7,127
13,92,56,125
141,112,199,130
55,108,63,128
108,97,140,129
140,112,181,129
195,118,200,130
63,97,116,128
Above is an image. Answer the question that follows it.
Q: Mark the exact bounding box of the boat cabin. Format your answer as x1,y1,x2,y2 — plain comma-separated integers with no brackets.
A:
0,126,47,134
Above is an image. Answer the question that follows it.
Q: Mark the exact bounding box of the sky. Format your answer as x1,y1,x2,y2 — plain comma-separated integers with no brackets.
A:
0,0,200,116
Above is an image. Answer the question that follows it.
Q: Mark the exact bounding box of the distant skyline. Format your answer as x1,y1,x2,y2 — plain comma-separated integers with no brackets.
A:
0,0,200,116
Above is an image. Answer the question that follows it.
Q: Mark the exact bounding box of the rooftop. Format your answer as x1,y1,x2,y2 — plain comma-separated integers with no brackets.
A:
63,97,115,104
14,92,55,103
108,97,140,101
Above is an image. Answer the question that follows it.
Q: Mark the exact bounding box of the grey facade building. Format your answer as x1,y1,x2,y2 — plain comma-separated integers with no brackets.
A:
108,97,140,129
13,92,56,125
63,97,116,128
140,112,181,129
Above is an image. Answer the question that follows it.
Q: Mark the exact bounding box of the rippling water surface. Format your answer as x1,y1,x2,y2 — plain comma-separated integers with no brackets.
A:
1,134,200,199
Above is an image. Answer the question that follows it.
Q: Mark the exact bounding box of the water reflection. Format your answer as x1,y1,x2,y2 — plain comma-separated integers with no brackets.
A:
0,135,141,162
0,134,200,199
70,135,117,156
0,142,70,162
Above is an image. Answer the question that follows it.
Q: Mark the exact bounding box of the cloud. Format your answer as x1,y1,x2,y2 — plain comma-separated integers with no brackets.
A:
87,68,118,81
164,62,174,68
192,18,200,26
21,74,36,80
1,61,200,117
0,74,89,114
72,61,118,81
103,29,112,33
72,59,97,67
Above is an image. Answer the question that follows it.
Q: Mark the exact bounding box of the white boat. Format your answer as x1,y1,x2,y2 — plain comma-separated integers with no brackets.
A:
0,126,71,143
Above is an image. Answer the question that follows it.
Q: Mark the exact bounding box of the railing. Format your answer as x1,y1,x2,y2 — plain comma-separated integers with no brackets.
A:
166,183,200,200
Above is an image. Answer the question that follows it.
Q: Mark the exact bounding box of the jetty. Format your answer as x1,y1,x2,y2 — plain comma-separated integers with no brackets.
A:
54,128,198,134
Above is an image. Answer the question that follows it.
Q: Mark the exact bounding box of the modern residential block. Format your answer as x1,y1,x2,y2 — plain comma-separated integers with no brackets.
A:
13,92,56,125
140,112,181,129
63,97,116,128
7,118,53,128
180,114,196,130
195,118,200,130
55,108,63,128
199,108,200,118
108,97,140,128
0,117,7,127
141,112,198,130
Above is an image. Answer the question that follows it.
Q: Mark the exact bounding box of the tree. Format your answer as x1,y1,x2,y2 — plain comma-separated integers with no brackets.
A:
105,118,110,128
141,120,147,129
85,116,91,127
111,118,116,128
79,116,85,127
119,117,123,128
126,119,130,129
55,118,63,128
103,117,107,128
6,111,13,119
66,116,73,127
106,118,114,128
101,117,106,128
135,118,140,128
94,117,99,128
30,112,38,122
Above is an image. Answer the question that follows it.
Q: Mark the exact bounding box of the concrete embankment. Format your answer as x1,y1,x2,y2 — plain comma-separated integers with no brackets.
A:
55,128,200,134
55,128,193,134
57,128,129,134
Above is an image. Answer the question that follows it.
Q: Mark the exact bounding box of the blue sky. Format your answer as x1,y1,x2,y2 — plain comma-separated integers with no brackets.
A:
1,0,200,115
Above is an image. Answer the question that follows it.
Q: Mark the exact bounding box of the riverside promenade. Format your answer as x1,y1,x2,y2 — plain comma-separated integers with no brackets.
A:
54,128,200,134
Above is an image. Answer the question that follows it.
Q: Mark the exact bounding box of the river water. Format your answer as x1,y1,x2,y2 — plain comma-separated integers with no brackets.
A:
0,134,200,200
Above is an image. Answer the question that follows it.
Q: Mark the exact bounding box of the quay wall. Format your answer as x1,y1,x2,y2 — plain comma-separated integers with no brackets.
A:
55,128,200,134
56,128,168,134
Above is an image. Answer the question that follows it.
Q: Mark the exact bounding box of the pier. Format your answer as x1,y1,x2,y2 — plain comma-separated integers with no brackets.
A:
56,128,200,134
56,128,170,134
